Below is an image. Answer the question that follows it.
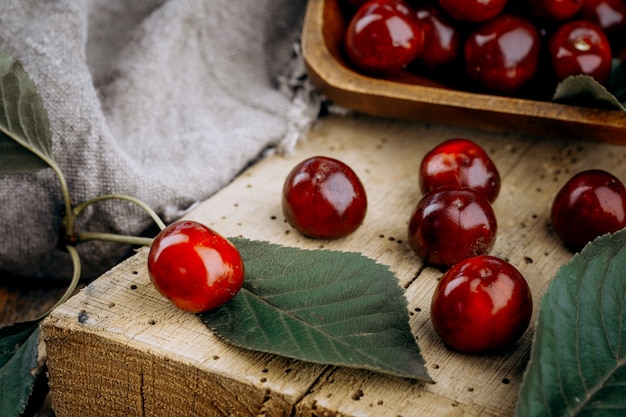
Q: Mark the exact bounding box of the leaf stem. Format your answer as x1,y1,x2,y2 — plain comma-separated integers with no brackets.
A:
71,194,166,231
76,232,153,247
36,244,81,321
50,161,73,226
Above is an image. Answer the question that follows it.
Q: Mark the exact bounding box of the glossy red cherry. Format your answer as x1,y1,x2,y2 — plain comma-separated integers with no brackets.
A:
551,169,626,252
465,15,541,93
548,20,613,84
581,0,626,39
430,255,533,354
419,138,501,203
282,155,368,239
147,220,245,313
407,187,497,267
438,0,507,22
344,0,425,74
528,0,586,21
413,6,461,70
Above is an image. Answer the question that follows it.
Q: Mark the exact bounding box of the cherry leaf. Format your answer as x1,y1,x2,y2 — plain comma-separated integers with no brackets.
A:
0,320,41,417
552,72,625,111
200,238,432,382
516,229,626,416
0,51,54,174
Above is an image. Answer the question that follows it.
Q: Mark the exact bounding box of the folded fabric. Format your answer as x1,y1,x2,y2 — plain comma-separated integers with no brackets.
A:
0,0,318,279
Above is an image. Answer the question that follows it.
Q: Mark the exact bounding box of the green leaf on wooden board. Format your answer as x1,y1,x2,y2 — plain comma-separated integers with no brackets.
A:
516,229,626,417
553,73,625,111
0,51,54,174
200,238,432,382
0,320,41,417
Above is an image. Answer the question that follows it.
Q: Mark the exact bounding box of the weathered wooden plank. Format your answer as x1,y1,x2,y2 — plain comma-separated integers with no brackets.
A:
43,251,327,417
42,113,626,416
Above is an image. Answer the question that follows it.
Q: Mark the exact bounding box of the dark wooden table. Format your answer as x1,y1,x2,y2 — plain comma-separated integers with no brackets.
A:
0,274,69,327
1,272,79,417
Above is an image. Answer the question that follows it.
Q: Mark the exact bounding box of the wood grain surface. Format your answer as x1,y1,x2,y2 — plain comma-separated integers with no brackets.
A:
42,113,626,416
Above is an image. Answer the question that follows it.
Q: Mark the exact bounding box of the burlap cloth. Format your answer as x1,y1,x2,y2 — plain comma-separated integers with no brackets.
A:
0,0,320,280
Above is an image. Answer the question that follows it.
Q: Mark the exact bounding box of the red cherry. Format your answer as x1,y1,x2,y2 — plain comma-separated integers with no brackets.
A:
548,20,612,83
464,15,541,93
551,169,626,252
581,0,626,53
581,0,626,38
419,138,501,203
549,20,613,84
581,0,626,52
282,156,368,239
147,220,245,313
431,255,533,354
382,0,415,17
528,0,586,21
438,0,507,22
413,6,461,70
344,0,425,74
407,187,497,267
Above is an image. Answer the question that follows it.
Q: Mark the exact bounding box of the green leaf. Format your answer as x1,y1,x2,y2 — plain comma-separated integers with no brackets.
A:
516,229,626,417
552,73,625,111
0,321,41,417
0,51,54,174
200,238,432,382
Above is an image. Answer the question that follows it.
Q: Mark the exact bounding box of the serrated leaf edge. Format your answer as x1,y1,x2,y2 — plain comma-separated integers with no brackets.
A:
204,238,433,382
516,231,626,416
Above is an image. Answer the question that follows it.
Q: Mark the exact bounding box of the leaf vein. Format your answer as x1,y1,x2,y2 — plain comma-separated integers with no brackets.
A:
241,288,410,371
569,264,626,415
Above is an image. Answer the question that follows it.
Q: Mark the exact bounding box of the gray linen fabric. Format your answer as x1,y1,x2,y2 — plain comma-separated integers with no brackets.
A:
0,0,318,279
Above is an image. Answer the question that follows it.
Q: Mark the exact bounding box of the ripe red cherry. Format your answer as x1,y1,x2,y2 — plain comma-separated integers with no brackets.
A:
344,0,425,74
548,20,613,85
147,220,245,313
430,255,533,354
581,0,626,51
413,6,461,70
407,187,497,267
551,169,626,252
438,0,507,22
419,138,501,203
528,0,586,21
465,15,541,93
282,155,367,239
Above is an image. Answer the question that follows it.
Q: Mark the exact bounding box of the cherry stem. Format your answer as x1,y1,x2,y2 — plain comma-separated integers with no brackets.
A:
71,194,167,232
65,194,166,247
30,161,164,317
76,232,153,247
51,161,73,226
36,244,81,321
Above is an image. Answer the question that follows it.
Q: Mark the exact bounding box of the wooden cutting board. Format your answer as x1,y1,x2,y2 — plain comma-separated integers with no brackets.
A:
41,113,626,416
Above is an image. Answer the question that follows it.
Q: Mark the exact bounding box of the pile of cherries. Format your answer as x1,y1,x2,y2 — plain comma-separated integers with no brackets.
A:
280,140,626,354
342,0,625,96
145,136,626,355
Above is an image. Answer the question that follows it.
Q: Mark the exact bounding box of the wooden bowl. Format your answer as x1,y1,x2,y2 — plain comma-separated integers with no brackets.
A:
301,0,626,144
